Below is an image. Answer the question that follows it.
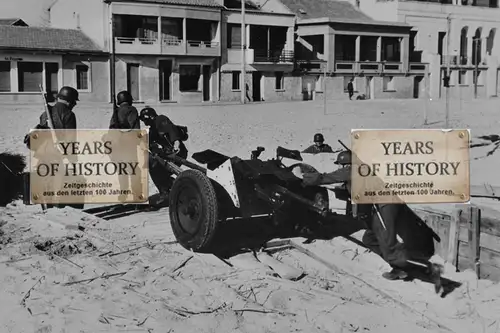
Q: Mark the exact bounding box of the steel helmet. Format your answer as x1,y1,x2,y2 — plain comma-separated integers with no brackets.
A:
117,90,133,105
139,106,158,123
335,150,351,165
314,133,324,143
57,86,79,102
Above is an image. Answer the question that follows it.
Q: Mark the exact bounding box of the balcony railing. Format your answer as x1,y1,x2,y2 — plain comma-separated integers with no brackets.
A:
187,40,219,48
295,59,428,73
294,59,324,72
116,37,157,45
441,55,468,66
254,49,294,63
114,37,220,56
163,37,182,46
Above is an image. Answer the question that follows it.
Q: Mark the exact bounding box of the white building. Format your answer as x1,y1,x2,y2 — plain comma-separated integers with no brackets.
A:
352,0,500,99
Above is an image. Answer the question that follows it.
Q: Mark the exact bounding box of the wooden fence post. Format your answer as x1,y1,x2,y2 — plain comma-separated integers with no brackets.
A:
468,206,481,278
447,208,461,269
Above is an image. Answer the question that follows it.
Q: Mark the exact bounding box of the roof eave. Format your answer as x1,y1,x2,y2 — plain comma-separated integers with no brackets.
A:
103,0,224,9
0,47,107,55
223,8,295,16
297,17,410,29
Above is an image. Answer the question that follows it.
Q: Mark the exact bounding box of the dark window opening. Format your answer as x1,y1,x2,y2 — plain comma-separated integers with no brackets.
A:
18,61,43,92
179,65,200,92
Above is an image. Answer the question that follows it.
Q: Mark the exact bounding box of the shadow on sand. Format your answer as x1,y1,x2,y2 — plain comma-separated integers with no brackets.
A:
211,205,462,298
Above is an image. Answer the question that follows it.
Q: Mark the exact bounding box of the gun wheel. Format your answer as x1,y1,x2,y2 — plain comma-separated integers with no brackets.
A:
169,169,219,252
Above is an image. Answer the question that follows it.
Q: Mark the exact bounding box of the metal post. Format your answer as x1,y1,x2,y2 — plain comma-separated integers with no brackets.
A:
474,37,479,99
445,15,451,128
110,13,116,107
323,61,327,115
240,0,246,104
424,64,429,125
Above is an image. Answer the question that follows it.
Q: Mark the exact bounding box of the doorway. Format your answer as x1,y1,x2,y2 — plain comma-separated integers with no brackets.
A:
365,76,373,99
159,60,172,101
45,63,59,102
126,63,140,101
413,76,424,98
202,65,211,102
252,71,262,102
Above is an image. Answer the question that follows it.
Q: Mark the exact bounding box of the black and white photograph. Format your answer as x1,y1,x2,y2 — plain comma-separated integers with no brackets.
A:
1,0,500,332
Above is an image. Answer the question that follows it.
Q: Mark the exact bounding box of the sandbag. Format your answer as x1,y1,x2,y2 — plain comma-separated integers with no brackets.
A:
256,252,304,281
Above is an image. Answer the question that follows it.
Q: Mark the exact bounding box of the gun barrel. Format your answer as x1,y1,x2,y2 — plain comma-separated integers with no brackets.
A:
272,184,328,216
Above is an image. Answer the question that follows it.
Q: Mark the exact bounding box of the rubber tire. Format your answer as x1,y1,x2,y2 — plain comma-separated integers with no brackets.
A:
169,169,219,252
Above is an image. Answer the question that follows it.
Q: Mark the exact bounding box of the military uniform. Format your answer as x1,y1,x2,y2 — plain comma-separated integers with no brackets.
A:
40,87,82,210
302,143,334,154
109,104,140,129
109,91,140,130
302,152,413,280
40,102,77,130
140,108,188,203
303,133,335,154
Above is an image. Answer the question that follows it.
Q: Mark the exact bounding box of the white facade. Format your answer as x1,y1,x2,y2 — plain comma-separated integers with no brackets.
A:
355,0,500,98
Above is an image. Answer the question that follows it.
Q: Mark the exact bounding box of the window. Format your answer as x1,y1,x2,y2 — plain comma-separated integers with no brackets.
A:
179,65,200,92
275,71,284,90
0,61,11,92
18,61,43,92
227,24,242,49
458,70,467,85
383,76,395,91
473,70,484,86
231,71,240,90
75,64,90,91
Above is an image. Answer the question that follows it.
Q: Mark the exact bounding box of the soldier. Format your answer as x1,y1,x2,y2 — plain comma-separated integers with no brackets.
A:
39,86,83,210
302,133,335,154
302,151,442,288
139,107,188,206
109,91,140,129
41,86,79,130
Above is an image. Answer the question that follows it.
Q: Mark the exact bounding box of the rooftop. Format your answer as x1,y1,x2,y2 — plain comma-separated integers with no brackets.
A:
107,0,224,8
0,25,104,53
0,18,28,26
279,0,409,27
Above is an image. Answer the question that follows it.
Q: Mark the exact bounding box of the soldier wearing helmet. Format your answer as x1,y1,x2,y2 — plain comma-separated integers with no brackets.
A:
303,133,335,154
139,106,188,206
34,86,82,209
38,86,79,130
303,149,442,285
301,150,351,187
109,91,140,129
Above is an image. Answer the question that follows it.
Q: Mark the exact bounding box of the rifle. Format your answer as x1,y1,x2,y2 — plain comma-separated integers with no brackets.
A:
39,85,55,132
338,139,351,152
37,85,56,211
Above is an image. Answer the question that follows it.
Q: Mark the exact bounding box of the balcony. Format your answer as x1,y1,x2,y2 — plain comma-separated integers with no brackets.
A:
186,40,220,57
114,37,161,54
112,14,221,56
227,48,255,64
294,59,324,72
226,48,293,64
441,55,469,66
253,49,294,63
